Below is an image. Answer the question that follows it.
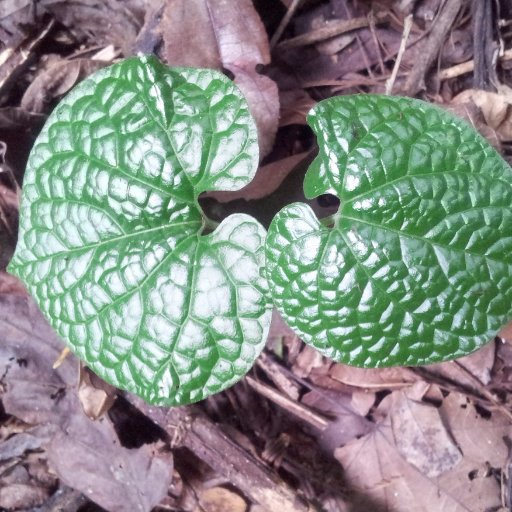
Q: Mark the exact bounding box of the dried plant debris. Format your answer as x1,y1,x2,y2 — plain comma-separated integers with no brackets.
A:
21,58,108,114
335,386,509,511
155,0,279,157
1,1,512,510
0,295,172,511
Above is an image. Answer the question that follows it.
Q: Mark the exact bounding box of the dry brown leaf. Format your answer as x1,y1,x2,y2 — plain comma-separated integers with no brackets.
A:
195,487,247,512
203,152,310,203
301,389,373,450
350,390,376,416
48,415,172,512
335,390,509,511
292,345,324,378
162,0,279,157
391,389,462,478
452,89,512,142
78,365,116,420
428,341,496,387
0,295,173,512
21,59,108,113
40,0,144,55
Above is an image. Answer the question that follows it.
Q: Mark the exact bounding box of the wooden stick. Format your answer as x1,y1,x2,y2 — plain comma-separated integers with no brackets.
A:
126,394,317,511
246,376,329,430
438,47,512,80
270,0,304,48
385,14,413,95
276,11,388,50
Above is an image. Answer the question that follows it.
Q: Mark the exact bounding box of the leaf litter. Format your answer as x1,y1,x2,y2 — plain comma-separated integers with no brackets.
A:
1,0,512,510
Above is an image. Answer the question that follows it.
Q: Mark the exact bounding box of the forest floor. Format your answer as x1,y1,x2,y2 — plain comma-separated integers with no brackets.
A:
1,1,512,511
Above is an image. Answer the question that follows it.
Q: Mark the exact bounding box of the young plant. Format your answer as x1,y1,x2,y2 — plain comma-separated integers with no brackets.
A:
8,56,272,406
265,95,512,367
8,56,512,406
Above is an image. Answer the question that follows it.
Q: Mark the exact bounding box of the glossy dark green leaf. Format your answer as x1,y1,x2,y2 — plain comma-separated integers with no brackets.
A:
8,55,271,405
266,95,512,367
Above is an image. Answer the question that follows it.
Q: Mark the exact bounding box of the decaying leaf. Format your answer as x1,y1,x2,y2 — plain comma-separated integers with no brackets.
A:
335,390,509,511
195,487,247,512
301,389,373,450
391,386,462,478
21,58,108,113
0,295,173,512
78,365,116,420
162,0,279,157
40,0,144,55
48,415,172,512
452,89,512,142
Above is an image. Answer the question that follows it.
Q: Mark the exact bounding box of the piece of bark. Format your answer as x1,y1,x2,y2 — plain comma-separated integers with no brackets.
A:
471,0,497,91
126,394,316,512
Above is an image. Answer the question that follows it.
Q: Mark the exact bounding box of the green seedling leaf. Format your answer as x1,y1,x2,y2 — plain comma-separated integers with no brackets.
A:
266,95,512,367
8,55,271,405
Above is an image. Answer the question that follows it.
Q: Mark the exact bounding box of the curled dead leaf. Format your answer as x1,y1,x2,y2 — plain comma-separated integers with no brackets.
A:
21,59,108,114
452,88,512,142
78,364,117,420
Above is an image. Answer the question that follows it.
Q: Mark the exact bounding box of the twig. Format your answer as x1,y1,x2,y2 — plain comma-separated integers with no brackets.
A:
405,0,464,95
368,11,385,75
246,376,329,430
385,14,413,95
270,0,303,49
276,11,389,50
453,360,512,422
438,47,512,80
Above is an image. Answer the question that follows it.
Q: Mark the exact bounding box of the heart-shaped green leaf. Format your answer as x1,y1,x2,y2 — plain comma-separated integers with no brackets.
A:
8,55,271,405
265,95,512,367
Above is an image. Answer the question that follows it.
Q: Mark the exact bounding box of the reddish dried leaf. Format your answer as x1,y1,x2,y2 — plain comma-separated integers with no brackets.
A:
204,152,309,203
453,87,512,142
48,416,172,512
162,0,279,157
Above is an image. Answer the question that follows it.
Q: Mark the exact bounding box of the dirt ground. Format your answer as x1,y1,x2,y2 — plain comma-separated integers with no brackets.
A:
1,1,512,511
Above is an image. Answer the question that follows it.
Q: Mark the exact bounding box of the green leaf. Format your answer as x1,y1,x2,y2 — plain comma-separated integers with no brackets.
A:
8,55,271,405
265,94,512,367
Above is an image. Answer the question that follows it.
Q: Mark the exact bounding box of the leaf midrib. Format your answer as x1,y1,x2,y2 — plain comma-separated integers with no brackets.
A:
341,214,511,266
13,219,202,266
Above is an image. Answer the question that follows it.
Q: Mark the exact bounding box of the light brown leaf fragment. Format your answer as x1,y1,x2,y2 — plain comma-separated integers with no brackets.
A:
162,0,279,157
21,59,108,113
335,390,509,512
452,89,512,142
196,487,247,512
391,391,462,478
78,365,116,420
